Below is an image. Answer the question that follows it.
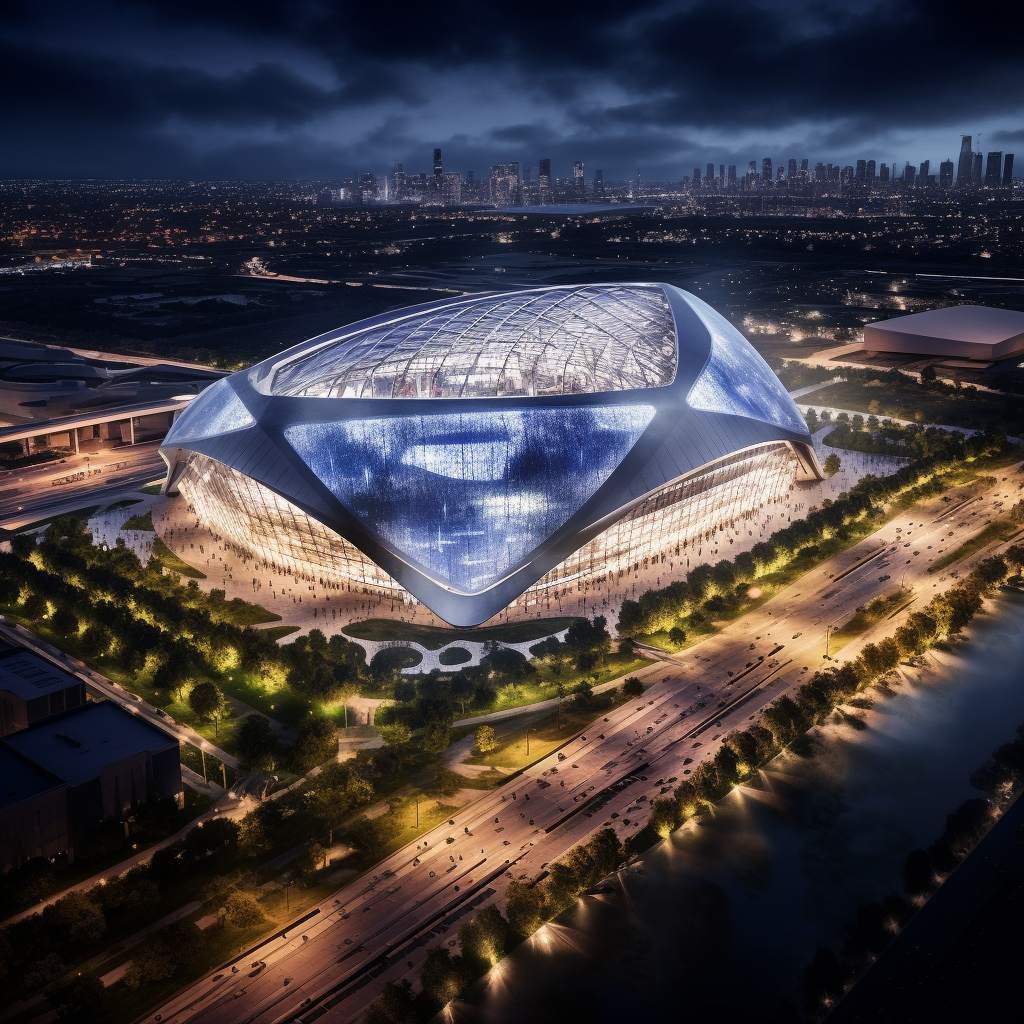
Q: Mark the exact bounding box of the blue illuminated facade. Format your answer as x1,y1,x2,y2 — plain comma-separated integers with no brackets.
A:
161,284,820,626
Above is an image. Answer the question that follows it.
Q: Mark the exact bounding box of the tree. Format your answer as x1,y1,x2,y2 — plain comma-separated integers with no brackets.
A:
419,946,472,1009
51,604,79,638
668,625,687,645
823,453,842,477
804,408,819,431
504,879,546,937
42,891,105,947
920,364,937,383
292,716,337,771
422,717,451,753
621,676,644,698
47,971,105,1022
380,722,412,751
188,681,228,735
475,724,498,753
459,905,512,970
224,891,266,928
10,532,37,559
565,616,612,671
236,714,278,770
364,980,418,1024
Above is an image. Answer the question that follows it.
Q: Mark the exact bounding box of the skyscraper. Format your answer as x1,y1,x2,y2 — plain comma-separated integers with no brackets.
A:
727,165,737,183
538,158,551,204
573,160,585,201
957,135,973,184
594,169,604,197
693,167,701,182
433,148,443,192
855,159,866,181
904,162,915,185
867,159,876,181
748,160,757,178
879,163,889,182
706,162,715,181
939,159,954,186
971,151,983,183
918,159,929,184
1003,154,1015,186
762,157,772,181
788,158,797,178
985,151,1003,186
719,163,725,182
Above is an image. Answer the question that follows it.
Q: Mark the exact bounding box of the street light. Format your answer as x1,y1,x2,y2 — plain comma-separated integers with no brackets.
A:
525,728,531,757
824,623,837,660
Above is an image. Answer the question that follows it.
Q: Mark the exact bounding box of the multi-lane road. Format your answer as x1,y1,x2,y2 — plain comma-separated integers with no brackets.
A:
0,440,165,529
146,467,1022,1024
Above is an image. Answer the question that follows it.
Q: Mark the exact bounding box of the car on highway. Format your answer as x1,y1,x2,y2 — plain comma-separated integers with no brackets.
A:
878,574,891,582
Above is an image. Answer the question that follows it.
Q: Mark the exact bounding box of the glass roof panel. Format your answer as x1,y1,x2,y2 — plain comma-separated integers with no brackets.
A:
164,379,254,445
269,285,677,398
681,291,806,432
284,404,655,593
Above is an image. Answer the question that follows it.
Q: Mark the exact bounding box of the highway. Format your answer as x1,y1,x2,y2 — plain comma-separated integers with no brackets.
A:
0,440,165,529
146,466,1023,1024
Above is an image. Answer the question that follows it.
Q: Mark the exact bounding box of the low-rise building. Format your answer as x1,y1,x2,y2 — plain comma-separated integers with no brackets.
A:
0,647,87,737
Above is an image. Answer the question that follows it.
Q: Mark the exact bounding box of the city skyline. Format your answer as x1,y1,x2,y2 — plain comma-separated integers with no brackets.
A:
1,1,1022,180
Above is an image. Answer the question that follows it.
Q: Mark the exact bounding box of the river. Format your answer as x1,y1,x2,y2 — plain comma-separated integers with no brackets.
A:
450,590,1024,1023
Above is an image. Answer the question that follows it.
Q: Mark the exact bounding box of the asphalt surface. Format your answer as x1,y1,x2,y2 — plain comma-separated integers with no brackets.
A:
146,467,1024,1024
0,440,165,528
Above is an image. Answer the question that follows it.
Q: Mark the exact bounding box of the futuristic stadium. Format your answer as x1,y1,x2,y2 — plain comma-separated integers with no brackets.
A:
159,284,821,627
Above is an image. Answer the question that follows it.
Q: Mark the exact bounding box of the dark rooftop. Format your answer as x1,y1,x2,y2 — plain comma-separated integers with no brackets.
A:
0,650,83,702
0,744,65,811
4,702,178,786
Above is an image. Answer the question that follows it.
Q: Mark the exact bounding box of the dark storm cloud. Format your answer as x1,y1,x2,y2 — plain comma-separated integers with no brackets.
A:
0,0,1020,178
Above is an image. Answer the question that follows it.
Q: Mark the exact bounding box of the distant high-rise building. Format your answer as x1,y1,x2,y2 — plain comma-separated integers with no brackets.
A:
538,158,551,203
879,163,889,182
971,151,983,183
594,169,604,197
573,160,585,201
719,163,725,182
814,161,826,181
957,135,973,185
490,163,520,206
867,160,876,181
762,157,772,181
748,160,757,178
904,161,915,185
801,158,809,172
788,158,797,178
441,172,461,205
1003,154,1015,186
706,162,714,181
918,159,929,183
855,159,866,181
433,148,443,192
985,151,1003,186
694,167,701,182
939,159,954,186
390,162,407,201
727,165,737,183
777,165,785,181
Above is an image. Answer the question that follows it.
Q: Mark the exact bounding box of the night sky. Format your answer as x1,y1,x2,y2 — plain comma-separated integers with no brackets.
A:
2,0,1022,181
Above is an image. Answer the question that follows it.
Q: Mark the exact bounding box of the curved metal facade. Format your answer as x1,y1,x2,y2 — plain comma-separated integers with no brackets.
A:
160,284,820,626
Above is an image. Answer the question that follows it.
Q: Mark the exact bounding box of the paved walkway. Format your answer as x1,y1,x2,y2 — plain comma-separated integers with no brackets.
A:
348,629,572,673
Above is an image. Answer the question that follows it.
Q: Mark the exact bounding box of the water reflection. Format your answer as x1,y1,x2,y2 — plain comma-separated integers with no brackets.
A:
452,592,1024,1023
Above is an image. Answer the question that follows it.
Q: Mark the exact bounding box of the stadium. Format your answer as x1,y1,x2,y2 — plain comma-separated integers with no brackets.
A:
159,284,821,627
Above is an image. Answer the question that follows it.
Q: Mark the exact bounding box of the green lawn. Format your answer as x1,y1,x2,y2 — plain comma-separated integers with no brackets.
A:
466,689,633,771
151,536,206,578
343,615,582,650
929,518,1021,572
832,589,914,648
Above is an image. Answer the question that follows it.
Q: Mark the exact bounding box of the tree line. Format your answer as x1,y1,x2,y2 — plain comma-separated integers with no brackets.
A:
616,429,1014,638
365,545,1024,1022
